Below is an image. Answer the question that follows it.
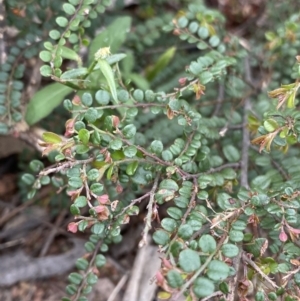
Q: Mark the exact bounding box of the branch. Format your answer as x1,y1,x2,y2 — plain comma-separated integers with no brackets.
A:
139,173,161,247
240,56,252,189
242,253,279,289
39,157,94,177
212,83,225,116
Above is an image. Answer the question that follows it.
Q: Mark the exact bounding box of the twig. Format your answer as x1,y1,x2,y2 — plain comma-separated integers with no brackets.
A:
0,0,7,65
240,57,252,189
228,248,242,301
76,102,166,113
242,253,279,289
107,272,129,301
39,157,94,176
73,239,103,301
202,291,223,301
0,238,25,250
212,83,225,116
0,187,51,227
139,173,161,247
39,209,67,257
114,192,151,220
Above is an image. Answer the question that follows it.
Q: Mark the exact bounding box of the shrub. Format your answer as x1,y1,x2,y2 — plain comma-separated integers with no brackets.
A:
2,0,300,300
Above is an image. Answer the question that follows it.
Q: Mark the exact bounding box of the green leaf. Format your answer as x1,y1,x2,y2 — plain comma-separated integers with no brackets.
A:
78,129,90,144
126,161,138,175
167,207,183,220
97,59,118,104
178,249,201,272
95,90,111,105
87,273,98,285
25,83,73,125
95,254,106,268
150,140,163,154
42,131,62,143
159,179,179,191
91,223,105,235
153,230,170,246
81,92,93,107
68,272,83,285
135,89,147,102
56,16,68,27
124,146,137,158
198,235,217,254
146,47,176,81
87,169,100,181
207,260,230,281
60,67,88,81
229,230,244,242
90,183,104,195
167,270,184,288
209,35,220,47
89,17,132,61
22,173,35,185
63,3,76,15
264,118,279,132
75,258,89,270
178,16,188,28
122,124,136,138
222,145,240,162
161,218,177,232
198,27,209,39
193,277,214,298
84,108,98,123
110,139,123,150
68,177,83,188
74,196,87,208
162,150,173,161
70,204,80,215
221,168,237,180
39,50,52,62
221,244,239,258
29,160,44,172
76,145,89,154
199,71,213,84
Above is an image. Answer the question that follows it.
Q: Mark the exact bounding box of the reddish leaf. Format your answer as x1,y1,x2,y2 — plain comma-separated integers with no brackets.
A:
68,222,78,233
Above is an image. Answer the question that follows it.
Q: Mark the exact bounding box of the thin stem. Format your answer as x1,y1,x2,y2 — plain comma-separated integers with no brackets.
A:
242,252,279,289
39,157,94,177
139,173,161,247
240,56,252,189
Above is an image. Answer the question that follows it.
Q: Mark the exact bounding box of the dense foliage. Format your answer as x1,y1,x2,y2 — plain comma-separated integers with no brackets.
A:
3,0,300,300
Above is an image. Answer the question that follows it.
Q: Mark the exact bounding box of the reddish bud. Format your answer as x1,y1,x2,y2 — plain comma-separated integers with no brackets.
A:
279,230,288,242
173,28,180,35
112,115,120,128
64,118,75,137
161,258,173,269
156,271,165,286
178,77,187,86
72,95,81,105
68,222,78,233
97,194,110,204
93,205,110,220
116,183,123,194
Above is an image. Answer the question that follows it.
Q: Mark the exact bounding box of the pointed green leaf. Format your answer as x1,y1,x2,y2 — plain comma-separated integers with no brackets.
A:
97,59,118,104
42,131,62,143
25,83,73,125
